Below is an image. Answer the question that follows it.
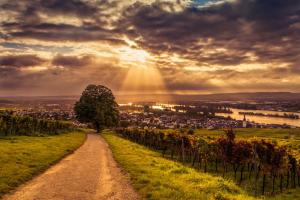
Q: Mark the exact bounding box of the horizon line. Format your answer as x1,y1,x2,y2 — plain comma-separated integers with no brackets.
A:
0,91,299,98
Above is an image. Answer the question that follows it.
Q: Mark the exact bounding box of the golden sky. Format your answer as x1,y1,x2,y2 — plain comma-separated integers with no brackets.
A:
0,0,300,96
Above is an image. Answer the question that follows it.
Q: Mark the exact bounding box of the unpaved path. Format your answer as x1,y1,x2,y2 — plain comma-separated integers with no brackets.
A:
3,134,140,200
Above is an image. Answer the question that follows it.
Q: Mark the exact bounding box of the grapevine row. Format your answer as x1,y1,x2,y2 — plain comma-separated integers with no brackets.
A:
0,112,75,136
115,128,300,195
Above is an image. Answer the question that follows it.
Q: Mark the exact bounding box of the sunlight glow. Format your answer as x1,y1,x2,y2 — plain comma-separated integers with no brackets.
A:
118,47,150,64
20,66,48,72
120,65,171,99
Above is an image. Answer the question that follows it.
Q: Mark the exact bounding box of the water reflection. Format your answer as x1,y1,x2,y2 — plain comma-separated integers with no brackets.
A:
216,109,300,127
119,103,300,127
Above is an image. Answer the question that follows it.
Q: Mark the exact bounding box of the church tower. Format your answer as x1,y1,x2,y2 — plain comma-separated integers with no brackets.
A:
243,114,247,128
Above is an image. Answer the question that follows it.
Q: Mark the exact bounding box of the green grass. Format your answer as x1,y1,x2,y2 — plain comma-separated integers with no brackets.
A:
0,131,86,197
103,130,258,200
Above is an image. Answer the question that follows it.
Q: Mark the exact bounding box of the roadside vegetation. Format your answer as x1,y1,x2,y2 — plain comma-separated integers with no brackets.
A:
112,128,300,199
193,128,300,160
103,130,257,200
0,112,75,136
162,128,300,159
0,131,86,197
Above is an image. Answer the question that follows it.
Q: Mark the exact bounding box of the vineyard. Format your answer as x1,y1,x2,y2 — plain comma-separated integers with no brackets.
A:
115,128,300,196
0,112,75,136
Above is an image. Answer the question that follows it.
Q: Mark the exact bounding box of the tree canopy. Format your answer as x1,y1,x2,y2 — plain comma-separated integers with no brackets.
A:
74,85,119,132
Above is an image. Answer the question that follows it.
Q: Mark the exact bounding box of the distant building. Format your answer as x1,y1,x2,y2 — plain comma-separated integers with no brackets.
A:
243,114,247,128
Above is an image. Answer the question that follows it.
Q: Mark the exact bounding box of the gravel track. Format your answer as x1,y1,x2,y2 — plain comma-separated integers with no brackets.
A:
3,134,139,200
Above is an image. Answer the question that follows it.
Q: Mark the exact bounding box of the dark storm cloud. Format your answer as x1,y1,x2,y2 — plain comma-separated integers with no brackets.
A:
1,0,124,44
1,0,300,94
35,0,98,17
1,0,110,20
52,55,93,67
123,0,300,66
2,0,300,62
0,54,46,68
2,22,124,43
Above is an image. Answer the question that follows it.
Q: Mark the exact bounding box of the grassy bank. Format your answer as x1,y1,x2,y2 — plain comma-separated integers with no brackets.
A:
103,130,256,200
0,131,86,197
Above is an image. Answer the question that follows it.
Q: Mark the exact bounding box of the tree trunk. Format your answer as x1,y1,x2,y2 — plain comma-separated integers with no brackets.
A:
223,162,226,177
198,155,202,169
181,139,185,163
272,175,276,194
233,164,239,180
249,164,254,179
293,171,296,188
192,151,198,166
262,174,266,195
280,174,283,192
162,147,167,157
239,165,245,184
254,167,260,196
287,171,290,189
95,122,100,133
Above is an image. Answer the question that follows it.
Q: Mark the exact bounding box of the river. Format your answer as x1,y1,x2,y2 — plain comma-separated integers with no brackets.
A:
120,103,300,127
216,108,300,127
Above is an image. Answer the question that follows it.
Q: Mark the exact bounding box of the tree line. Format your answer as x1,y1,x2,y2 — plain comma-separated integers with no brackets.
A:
0,112,75,136
115,128,300,196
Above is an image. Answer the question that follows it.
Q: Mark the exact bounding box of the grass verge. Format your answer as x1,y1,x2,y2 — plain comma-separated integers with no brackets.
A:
102,130,257,200
0,131,86,197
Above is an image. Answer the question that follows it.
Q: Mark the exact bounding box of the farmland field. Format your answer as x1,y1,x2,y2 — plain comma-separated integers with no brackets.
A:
0,131,86,197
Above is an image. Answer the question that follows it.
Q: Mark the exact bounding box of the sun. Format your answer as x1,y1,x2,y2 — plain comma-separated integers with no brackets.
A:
118,46,150,64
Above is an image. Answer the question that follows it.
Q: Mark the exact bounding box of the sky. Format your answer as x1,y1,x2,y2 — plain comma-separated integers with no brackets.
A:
0,0,300,96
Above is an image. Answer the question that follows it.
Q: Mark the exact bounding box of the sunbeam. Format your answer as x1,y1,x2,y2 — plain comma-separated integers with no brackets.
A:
120,65,172,101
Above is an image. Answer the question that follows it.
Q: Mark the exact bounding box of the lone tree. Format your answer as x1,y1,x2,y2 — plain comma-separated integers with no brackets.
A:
74,85,119,132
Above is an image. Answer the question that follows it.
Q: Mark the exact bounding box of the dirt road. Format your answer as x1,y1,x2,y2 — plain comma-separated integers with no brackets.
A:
3,134,140,200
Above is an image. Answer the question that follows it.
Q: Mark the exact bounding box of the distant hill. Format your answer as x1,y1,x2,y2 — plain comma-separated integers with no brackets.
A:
115,92,300,103
186,92,300,101
1,92,300,103
0,99,13,104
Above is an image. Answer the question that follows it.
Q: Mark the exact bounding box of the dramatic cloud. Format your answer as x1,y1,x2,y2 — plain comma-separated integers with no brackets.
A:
0,0,300,96
0,0,124,43
0,54,46,68
52,55,94,67
124,0,300,66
